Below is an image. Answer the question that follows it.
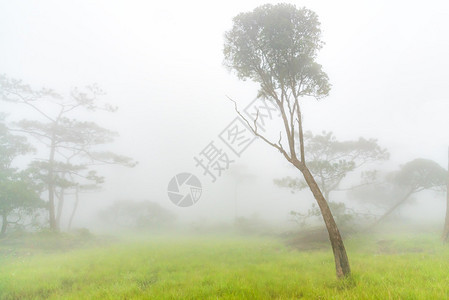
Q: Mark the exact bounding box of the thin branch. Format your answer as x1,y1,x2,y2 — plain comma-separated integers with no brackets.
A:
226,96,291,162
3,90,56,122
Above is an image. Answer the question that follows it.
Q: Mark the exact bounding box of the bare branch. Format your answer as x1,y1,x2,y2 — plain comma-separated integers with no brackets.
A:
2,90,56,122
226,95,291,162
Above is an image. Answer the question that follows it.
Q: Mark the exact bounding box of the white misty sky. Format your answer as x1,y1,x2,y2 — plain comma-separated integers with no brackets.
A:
0,0,448,225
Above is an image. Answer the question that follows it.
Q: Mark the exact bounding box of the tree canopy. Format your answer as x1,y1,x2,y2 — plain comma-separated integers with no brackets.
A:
275,131,389,200
393,158,447,193
0,118,42,235
224,4,330,99
0,75,136,231
350,158,448,229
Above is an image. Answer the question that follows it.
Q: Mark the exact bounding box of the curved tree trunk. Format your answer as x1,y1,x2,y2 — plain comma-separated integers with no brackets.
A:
292,101,350,278
300,166,351,278
67,186,79,230
56,188,65,230
368,189,414,230
48,138,57,231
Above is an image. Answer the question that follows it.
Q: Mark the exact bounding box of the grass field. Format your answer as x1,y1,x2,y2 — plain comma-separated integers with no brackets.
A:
1,231,449,299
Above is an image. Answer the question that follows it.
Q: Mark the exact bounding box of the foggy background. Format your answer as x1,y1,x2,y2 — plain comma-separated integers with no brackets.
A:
1,0,448,229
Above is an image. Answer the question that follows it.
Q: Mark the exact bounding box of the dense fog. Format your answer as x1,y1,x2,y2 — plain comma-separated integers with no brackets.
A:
2,1,449,298
1,0,448,232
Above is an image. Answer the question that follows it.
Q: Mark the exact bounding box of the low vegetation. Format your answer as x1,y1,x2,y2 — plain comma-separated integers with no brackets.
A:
1,231,448,299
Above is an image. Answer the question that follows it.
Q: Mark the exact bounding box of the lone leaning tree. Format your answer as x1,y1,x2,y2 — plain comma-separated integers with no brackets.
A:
224,4,350,278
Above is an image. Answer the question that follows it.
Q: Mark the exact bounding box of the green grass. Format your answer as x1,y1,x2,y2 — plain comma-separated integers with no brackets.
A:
1,232,449,299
